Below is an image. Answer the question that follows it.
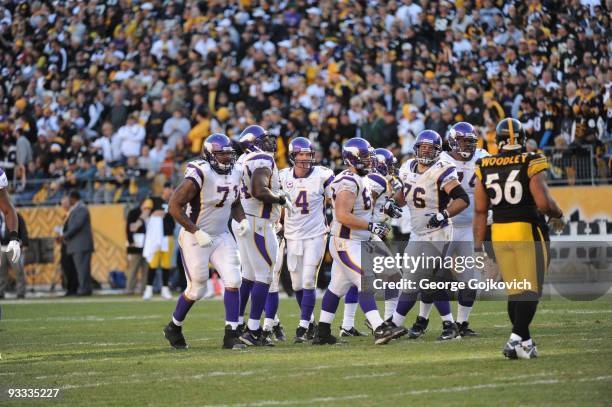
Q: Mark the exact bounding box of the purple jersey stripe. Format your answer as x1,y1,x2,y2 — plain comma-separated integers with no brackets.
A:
261,202,272,219
367,173,387,190
323,174,334,188
338,250,362,274
185,176,201,192
188,192,201,223
254,232,272,266
187,163,204,182
179,248,192,282
437,166,455,190
339,225,351,238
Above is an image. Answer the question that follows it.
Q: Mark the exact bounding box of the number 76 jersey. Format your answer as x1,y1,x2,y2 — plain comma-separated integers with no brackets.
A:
279,166,334,240
184,159,241,236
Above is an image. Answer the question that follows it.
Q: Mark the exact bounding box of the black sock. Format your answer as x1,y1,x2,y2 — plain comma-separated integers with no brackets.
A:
162,268,170,286
512,301,538,341
507,300,517,325
147,268,156,285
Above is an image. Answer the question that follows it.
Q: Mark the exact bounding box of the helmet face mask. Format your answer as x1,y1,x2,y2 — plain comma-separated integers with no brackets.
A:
256,134,278,153
448,122,477,159
414,130,442,166
239,125,276,153
373,148,397,176
293,152,315,169
496,118,526,151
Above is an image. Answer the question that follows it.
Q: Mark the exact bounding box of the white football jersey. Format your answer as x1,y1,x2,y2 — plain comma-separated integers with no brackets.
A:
0,169,7,189
440,148,489,227
279,165,334,240
398,158,458,235
184,159,241,236
240,151,281,222
366,172,391,223
330,170,373,241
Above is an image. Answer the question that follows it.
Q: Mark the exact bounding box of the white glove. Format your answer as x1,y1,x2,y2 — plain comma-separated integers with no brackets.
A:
5,239,21,263
194,229,213,247
236,219,250,237
278,190,294,213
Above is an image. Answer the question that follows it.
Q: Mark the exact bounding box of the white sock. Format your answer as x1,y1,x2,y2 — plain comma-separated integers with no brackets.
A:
206,279,214,294
419,302,433,319
456,305,472,324
273,313,280,325
299,319,310,329
238,316,244,325
392,312,406,327
440,313,454,323
310,313,315,323
510,333,522,342
342,303,358,329
172,317,183,326
263,318,274,331
384,298,398,321
226,321,238,330
365,310,383,331
319,310,335,324
247,318,260,331
522,338,533,347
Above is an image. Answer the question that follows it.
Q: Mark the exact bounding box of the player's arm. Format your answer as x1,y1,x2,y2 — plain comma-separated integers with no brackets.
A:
529,172,563,219
442,180,469,217
473,180,489,249
0,189,18,235
251,167,283,204
168,179,199,234
393,186,406,207
334,190,369,230
231,197,246,222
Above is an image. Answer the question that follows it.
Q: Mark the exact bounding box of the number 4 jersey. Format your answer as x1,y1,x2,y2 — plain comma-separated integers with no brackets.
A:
398,158,459,235
184,159,241,236
440,148,489,228
279,166,334,240
475,151,548,224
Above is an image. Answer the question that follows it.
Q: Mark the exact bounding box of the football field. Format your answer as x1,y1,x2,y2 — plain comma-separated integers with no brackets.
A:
1,297,611,406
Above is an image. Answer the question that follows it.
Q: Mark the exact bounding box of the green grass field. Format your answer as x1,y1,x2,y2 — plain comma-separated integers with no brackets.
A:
1,296,611,406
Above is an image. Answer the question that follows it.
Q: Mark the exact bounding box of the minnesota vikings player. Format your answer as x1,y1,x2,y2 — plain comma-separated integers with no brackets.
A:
278,137,334,343
262,227,287,343
236,125,293,346
392,130,470,341
164,134,250,350
312,138,404,345
340,148,403,337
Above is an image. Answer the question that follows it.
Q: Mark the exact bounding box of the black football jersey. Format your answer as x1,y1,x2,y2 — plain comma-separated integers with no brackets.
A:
475,151,548,223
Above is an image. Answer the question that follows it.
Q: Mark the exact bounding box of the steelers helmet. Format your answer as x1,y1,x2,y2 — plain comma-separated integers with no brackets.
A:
495,118,526,151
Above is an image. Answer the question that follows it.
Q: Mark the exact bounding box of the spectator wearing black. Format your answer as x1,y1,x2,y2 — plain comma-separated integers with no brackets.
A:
125,199,152,295
0,212,28,299
63,191,94,296
58,195,78,296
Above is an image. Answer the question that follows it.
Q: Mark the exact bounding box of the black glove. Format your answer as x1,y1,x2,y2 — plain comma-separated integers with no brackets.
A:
427,210,449,229
368,222,390,238
383,198,403,219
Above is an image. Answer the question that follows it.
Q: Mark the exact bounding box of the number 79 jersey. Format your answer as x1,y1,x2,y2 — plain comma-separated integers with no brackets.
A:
184,159,241,236
279,166,334,240
440,149,489,227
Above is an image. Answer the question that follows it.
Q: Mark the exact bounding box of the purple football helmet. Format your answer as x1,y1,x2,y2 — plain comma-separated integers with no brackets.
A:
342,137,373,175
373,148,398,176
288,137,315,170
414,130,443,166
239,125,277,153
203,133,236,174
448,122,477,159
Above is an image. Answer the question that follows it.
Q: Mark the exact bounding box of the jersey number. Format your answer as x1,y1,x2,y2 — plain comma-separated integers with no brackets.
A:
362,189,372,210
240,179,251,199
215,185,238,207
295,190,309,214
457,171,477,188
485,170,523,205
404,184,426,208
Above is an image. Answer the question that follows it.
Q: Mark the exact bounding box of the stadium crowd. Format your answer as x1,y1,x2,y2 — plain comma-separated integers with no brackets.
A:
0,0,610,206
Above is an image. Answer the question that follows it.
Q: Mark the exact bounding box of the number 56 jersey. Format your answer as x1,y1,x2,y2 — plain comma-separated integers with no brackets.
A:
184,159,241,236
279,166,334,240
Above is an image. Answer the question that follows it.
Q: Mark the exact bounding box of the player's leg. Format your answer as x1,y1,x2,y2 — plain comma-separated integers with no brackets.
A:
287,239,308,341
384,287,399,322
211,232,247,350
240,218,278,346
294,237,324,342
143,252,160,300
263,237,286,342
232,219,253,332
453,226,479,337
340,285,361,336
159,237,174,300
163,232,211,349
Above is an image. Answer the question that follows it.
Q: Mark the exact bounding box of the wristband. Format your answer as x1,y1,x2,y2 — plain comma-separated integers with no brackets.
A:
278,195,286,205
9,230,19,241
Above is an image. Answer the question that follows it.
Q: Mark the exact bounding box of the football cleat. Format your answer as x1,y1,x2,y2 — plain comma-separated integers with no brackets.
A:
295,326,309,343
515,342,538,360
339,327,369,337
373,321,405,345
438,321,460,341
163,322,188,349
503,339,521,359
457,321,478,337
222,325,247,350
364,318,374,334
306,322,316,340
384,318,408,338
407,316,429,339
236,322,245,336
311,324,338,345
260,330,276,346
240,328,263,347
273,323,287,342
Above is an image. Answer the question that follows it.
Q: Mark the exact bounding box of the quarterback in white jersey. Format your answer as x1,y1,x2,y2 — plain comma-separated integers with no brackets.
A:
163,134,249,350
392,130,470,341
279,137,334,342
235,125,293,347
439,122,490,336
312,138,404,346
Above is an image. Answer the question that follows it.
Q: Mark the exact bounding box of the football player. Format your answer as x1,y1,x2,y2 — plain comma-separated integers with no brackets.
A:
163,134,250,350
278,137,334,342
262,223,287,343
411,122,490,338
392,130,470,341
474,118,565,359
0,168,21,274
236,125,293,346
312,138,404,345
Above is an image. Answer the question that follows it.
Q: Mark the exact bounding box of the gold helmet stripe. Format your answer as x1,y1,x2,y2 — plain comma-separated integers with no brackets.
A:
508,119,515,145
